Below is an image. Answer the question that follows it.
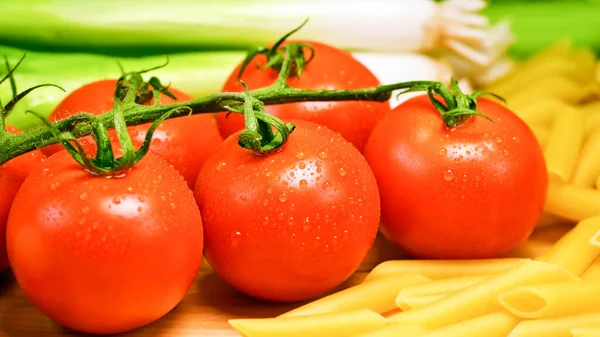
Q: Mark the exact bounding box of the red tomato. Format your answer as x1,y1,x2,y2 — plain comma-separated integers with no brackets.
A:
364,96,548,259
0,127,46,271
6,151,204,334
194,120,380,302
43,79,223,188
216,41,389,152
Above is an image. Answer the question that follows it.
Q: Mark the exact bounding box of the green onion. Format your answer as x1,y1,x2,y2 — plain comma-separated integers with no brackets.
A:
0,0,508,67
0,46,244,130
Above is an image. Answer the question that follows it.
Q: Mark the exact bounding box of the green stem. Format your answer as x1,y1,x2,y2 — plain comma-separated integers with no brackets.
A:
0,79,472,165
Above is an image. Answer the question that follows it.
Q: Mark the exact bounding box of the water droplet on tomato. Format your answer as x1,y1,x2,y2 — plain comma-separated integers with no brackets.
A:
81,207,89,214
263,199,269,206
267,187,273,194
316,167,322,173
483,133,489,138
496,137,502,143
113,197,121,205
231,232,242,248
296,152,306,160
303,217,311,231
439,148,447,156
462,174,468,182
170,203,176,209
289,171,295,178
239,195,246,202
512,136,519,142
79,193,87,200
299,179,308,188
443,169,455,181
338,168,347,176
318,152,328,159
266,171,272,177
282,181,288,187
503,149,509,156
289,164,296,170
290,203,296,211
278,193,288,203
315,160,323,167
216,162,226,171
137,206,143,213
298,162,306,170
323,181,332,190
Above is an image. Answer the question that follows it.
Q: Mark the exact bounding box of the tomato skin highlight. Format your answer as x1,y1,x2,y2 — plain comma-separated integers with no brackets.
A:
43,79,223,188
364,96,548,259
217,41,389,152
194,120,380,302
6,151,204,334
0,127,46,271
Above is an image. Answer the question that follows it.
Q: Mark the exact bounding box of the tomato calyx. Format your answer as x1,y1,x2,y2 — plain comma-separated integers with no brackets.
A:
30,71,191,177
223,81,295,155
116,58,178,105
399,79,502,128
238,19,315,81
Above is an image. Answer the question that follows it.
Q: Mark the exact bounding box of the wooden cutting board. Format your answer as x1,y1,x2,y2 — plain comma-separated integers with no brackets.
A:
0,235,405,337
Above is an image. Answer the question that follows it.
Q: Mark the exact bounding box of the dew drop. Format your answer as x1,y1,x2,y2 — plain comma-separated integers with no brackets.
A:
81,207,89,214
296,152,306,160
298,162,306,170
113,197,121,205
289,164,296,169
299,179,308,188
439,148,447,156
137,206,143,213
338,168,347,176
318,152,328,159
282,181,288,187
216,162,226,171
274,175,281,182
289,171,295,177
495,137,502,143
267,187,273,194
79,193,87,200
462,174,468,182
263,199,269,206
239,195,247,202
443,169,455,181
170,203,176,209
278,193,288,203
266,171,272,177
315,161,323,167
323,181,332,190
231,231,242,248
290,203,296,211
316,167,322,173
503,149,509,156
483,133,489,138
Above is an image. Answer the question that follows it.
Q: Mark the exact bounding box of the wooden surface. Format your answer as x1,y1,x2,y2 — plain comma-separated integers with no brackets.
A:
0,235,405,337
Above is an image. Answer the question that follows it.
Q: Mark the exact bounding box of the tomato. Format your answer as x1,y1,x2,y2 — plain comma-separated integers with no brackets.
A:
0,127,46,271
43,79,223,188
6,151,204,334
364,95,548,259
216,41,389,152
194,120,380,302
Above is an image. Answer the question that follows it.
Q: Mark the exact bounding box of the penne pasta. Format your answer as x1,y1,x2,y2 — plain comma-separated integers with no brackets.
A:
498,281,600,319
537,216,600,276
583,109,600,140
597,175,600,190
535,213,573,229
544,182,600,222
280,274,430,317
395,275,490,309
364,258,525,282
514,99,565,127
399,292,454,311
229,309,386,337
571,327,600,337
388,260,578,328
507,240,554,259
508,311,600,337
405,312,518,337
350,323,427,337
530,125,550,148
581,263,600,281
508,77,598,107
572,129,600,187
544,106,584,182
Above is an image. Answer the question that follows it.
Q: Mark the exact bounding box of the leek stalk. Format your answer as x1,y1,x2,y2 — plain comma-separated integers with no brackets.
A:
0,0,508,67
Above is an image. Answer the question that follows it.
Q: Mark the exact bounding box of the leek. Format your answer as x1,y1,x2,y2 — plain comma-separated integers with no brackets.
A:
0,47,459,131
0,47,244,130
0,0,509,68
484,0,600,58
